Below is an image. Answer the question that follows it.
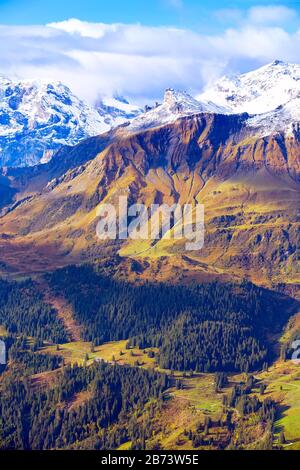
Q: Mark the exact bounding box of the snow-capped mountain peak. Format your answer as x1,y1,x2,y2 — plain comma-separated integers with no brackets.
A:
163,88,199,109
2,61,300,168
199,60,300,115
0,78,141,167
124,88,228,133
163,88,227,114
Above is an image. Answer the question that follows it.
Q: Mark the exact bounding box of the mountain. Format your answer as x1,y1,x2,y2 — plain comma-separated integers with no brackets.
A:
2,61,300,169
125,89,228,132
0,77,141,168
199,60,300,115
1,63,300,454
0,65,299,288
0,109,298,288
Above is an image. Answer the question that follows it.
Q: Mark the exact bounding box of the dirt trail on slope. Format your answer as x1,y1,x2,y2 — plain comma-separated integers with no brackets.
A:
31,368,62,391
36,278,82,342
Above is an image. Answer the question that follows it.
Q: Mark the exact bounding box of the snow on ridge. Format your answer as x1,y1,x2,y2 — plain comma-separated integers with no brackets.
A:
198,60,300,137
199,60,300,115
247,96,300,137
125,88,229,133
2,60,300,167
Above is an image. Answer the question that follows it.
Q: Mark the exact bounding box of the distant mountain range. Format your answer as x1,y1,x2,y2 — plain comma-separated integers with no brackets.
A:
1,61,300,168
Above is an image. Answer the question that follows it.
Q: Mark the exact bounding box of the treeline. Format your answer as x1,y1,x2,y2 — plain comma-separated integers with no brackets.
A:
0,278,68,344
48,265,290,372
0,361,168,450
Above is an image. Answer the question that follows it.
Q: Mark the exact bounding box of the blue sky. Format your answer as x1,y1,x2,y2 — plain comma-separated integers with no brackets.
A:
0,0,299,31
0,1,299,103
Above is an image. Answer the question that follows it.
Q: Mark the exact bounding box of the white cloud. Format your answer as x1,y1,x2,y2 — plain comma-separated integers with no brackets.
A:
48,18,116,39
210,26,294,61
248,5,296,24
0,10,299,105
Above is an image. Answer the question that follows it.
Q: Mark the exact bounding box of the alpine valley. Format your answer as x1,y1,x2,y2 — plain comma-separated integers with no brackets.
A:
0,61,299,452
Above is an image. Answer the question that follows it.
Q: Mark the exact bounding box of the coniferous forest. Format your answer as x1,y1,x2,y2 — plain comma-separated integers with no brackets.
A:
49,265,290,372
0,359,169,450
0,265,297,451
0,279,68,343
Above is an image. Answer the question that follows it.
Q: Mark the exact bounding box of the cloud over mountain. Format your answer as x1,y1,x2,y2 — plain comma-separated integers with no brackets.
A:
0,5,299,104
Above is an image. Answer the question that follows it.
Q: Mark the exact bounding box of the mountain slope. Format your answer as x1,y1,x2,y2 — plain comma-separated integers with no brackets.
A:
0,77,140,167
0,89,233,213
0,111,298,288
